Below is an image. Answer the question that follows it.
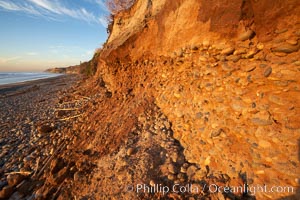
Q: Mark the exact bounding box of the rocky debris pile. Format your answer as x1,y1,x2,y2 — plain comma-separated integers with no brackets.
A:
62,103,253,200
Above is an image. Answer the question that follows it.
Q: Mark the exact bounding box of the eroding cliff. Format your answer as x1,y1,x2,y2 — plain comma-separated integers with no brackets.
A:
92,0,300,199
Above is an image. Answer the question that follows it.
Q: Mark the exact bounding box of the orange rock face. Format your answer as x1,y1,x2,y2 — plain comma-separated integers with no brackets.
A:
93,0,300,199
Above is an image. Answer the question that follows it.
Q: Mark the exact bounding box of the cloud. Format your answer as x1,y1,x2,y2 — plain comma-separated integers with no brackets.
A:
0,0,108,26
26,52,38,56
0,1,41,15
0,56,22,63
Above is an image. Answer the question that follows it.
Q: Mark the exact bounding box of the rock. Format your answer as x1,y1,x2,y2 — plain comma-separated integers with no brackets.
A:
168,164,178,174
264,67,272,77
238,30,255,41
126,148,135,156
221,47,235,55
0,186,13,199
269,95,285,105
244,65,256,72
273,52,287,57
293,61,300,66
180,166,187,173
57,110,67,117
167,174,176,181
149,180,155,187
244,49,258,59
256,43,264,50
105,91,112,98
186,165,198,179
195,112,203,119
7,174,26,187
221,62,234,72
193,169,208,180
226,55,240,62
38,124,53,133
271,43,300,53
286,39,298,45
211,129,223,138
274,29,288,34
251,118,272,126
234,49,247,55
259,140,272,148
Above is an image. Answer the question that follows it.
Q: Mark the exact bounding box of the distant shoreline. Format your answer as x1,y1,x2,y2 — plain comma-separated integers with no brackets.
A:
0,72,63,86
0,74,66,96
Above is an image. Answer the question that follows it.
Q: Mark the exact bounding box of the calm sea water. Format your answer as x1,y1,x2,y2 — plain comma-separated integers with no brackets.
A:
0,72,61,85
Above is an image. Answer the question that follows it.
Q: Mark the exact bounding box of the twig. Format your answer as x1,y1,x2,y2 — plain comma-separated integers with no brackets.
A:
81,96,91,100
55,108,80,111
35,142,66,179
59,114,82,121
5,171,32,176
33,157,40,177
51,181,64,200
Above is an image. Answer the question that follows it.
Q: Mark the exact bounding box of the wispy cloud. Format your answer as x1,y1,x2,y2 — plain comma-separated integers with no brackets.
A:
26,52,38,56
0,56,22,63
0,0,107,26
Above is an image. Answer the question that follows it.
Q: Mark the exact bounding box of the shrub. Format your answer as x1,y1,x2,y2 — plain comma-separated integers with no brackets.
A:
106,0,136,14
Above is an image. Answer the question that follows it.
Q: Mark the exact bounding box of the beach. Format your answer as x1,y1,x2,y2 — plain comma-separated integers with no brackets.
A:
0,74,80,198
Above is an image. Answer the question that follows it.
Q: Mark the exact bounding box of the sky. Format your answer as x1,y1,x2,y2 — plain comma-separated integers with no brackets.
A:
0,0,110,72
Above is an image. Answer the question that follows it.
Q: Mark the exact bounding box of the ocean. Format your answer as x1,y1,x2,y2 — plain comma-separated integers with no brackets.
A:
0,72,61,85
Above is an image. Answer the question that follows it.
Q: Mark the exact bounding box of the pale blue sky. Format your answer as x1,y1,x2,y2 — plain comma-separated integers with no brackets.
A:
0,0,109,72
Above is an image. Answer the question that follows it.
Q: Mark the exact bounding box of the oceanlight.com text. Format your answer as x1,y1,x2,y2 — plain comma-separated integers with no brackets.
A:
127,183,295,196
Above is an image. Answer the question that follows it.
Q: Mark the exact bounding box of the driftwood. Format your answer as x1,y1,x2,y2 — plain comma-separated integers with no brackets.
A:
59,114,82,121
33,156,40,177
5,171,32,176
34,141,66,179
51,181,64,200
55,108,80,111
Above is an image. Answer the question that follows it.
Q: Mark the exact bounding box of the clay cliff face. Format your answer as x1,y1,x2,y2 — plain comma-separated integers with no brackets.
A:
93,0,300,199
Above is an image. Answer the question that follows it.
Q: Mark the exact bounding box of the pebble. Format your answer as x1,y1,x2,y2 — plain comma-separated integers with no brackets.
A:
38,124,53,133
274,29,288,34
149,180,155,187
186,165,198,179
238,30,255,41
269,95,285,105
286,39,298,45
126,148,135,156
168,164,178,174
244,65,256,72
0,185,13,199
264,67,272,77
167,174,176,181
259,140,272,148
245,49,258,59
271,43,300,53
221,47,235,56
293,60,300,66
251,118,272,126
7,174,26,187
226,55,240,62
